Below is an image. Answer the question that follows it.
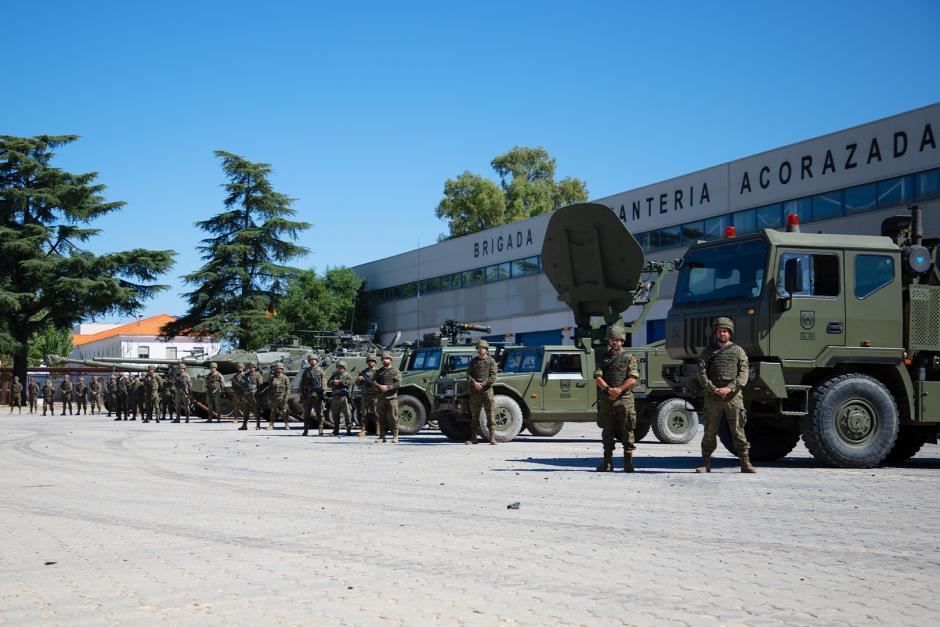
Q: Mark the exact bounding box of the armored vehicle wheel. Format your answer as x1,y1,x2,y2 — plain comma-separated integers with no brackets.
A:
881,426,930,465
479,395,524,443
801,374,899,468
651,398,699,444
526,420,564,437
437,411,470,442
718,415,800,461
634,419,651,442
397,394,427,435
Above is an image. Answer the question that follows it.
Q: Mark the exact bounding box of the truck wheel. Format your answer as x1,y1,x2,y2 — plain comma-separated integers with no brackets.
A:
526,420,564,437
480,395,524,443
634,419,651,442
718,415,800,461
881,426,930,465
801,374,899,468
437,411,470,442
651,398,699,444
396,394,427,435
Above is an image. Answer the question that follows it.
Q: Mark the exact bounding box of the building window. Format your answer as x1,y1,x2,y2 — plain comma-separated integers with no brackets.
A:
192,347,205,357
511,256,539,278
756,204,783,230
682,221,704,243
732,208,757,235
855,255,894,299
659,225,681,249
166,347,177,360
783,197,812,224
138,346,150,359
485,263,510,283
844,183,877,215
702,215,731,241
462,268,485,287
916,167,940,201
812,190,843,221
877,175,915,208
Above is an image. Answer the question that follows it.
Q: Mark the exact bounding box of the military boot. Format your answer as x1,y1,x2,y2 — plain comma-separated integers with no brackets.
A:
596,450,614,472
489,432,497,445
740,452,757,473
695,455,711,473
623,452,635,473
466,426,478,445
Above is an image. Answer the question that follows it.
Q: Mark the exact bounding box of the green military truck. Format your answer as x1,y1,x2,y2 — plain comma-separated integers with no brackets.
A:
650,203,939,468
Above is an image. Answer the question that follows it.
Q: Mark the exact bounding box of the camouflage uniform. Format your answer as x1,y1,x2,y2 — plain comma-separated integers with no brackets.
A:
356,355,379,437
132,375,145,420
173,368,192,423
115,374,129,420
372,353,402,442
300,357,325,436
28,380,40,414
160,376,175,420
268,365,291,430
60,377,74,415
143,369,162,422
10,377,23,413
230,365,247,420
239,366,263,430
75,378,88,415
205,365,224,422
88,378,101,414
594,326,640,472
327,365,353,436
42,380,54,415
696,317,754,473
466,341,498,444
106,376,117,417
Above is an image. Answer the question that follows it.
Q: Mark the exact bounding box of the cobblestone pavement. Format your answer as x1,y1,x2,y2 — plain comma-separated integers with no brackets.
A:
1,408,938,626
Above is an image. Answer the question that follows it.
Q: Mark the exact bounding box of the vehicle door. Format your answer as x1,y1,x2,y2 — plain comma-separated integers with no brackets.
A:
540,351,590,411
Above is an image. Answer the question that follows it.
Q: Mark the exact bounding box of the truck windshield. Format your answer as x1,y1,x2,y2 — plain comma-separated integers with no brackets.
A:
501,349,543,373
407,348,442,371
675,239,768,305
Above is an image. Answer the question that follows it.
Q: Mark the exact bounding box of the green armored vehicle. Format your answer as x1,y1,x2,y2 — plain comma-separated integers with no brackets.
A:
432,203,697,444
658,204,940,467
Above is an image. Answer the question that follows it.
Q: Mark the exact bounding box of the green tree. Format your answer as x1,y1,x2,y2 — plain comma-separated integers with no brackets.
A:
436,146,588,239
0,135,175,383
27,323,73,367
162,151,310,350
279,267,364,335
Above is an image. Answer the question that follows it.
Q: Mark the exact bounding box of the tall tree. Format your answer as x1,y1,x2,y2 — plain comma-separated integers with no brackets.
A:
27,323,73,367
162,151,310,350
0,135,175,383
436,146,589,239
278,266,364,335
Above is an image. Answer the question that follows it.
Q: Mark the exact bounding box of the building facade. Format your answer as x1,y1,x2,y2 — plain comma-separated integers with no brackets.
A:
355,103,940,347
70,314,221,361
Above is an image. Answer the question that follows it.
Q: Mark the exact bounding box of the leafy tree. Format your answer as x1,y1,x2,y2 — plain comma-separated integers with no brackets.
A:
436,146,588,239
279,267,364,335
27,323,73,367
0,135,175,383
162,151,310,350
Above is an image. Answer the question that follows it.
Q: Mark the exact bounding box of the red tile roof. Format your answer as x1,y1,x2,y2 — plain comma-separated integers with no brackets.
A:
72,314,178,347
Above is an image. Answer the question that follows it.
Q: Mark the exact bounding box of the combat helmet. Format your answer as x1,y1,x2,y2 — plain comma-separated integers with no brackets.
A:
712,317,735,334
307,353,318,362
476,339,490,349
367,353,377,362
273,362,284,370
336,360,347,369
209,362,218,369
606,325,627,341
381,351,393,360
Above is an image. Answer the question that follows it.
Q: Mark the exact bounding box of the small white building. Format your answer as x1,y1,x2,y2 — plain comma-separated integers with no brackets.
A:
70,314,221,361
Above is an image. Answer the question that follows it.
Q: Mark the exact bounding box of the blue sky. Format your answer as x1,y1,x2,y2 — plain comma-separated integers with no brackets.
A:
4,0,940,322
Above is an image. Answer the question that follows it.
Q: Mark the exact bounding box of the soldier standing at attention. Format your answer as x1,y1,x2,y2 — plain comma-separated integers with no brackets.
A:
28,378,40,414
130,374,144,420
106,375,118,418
143,365,162,423
268,363,291,431
10,376,24,413
205,362,224,422
373,351,402,443
42,379,55,415
75,377,88,415
696,317,755,474
88,377,101,415
327,360,353,436
230,363,247,423
173,363,191,423
238,363,263,430
594,326,640,472
60,374,74,416
300,354,325,436
160,373,175,421
356,354,379,438
466,339,499,445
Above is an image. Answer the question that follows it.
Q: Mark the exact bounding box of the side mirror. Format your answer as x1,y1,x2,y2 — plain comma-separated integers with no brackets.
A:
784,257,804,294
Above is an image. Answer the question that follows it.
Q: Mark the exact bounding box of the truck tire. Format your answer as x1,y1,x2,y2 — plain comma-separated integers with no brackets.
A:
651,398,699,444
801,374,899,468
479,395,525,443
526,420,564,437
718,415,800,461
396,394,427,435
437,411,470,442
881,426,930,465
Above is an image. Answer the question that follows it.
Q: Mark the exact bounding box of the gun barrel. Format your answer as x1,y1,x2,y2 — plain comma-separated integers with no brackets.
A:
444,321,492,334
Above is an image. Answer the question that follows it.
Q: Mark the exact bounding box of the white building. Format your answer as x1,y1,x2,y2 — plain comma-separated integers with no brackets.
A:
354,103,940,347
70,314,221,361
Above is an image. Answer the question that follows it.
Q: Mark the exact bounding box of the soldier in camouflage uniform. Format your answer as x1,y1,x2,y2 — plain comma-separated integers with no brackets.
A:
300,354,325,436
28,378,40,414
327,361,353,436
238,363,263,430
356,354,378,437
42,379,55,416
172,364,192,423
593,326,640,472
88,377,101,415
205,362,224,422
230,363,248,423
60,375,74,416
75,377,88,415
373,351,402,443
143,365,162,423
160,374,175,421
115,373,129,420
466,339,499,445
132,374,145,420
696,317,756,474
268,363,291,431
10,376,23,413
106,376,117,418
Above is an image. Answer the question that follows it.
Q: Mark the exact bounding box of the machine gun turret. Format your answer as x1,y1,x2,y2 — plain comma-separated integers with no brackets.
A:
439,320,492,344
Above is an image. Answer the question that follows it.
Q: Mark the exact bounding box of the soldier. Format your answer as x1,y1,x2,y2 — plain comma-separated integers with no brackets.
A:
466,339,499,445
173,363,192,423
327,360,353,436
300,354,325,436
106,375,117,418
60,374,74,416
696,317,756,474
143,365,162,423
28,378,40,414
268,363,291,431
88,376,101,415
205,362,224,422
373,351,402,443
238,363,263,430
75,377,88,415
356,354,379,438
129,374,143,420
160,373,175,421
230,363,248,423
42,378,55,416
593,326,640,472
10,376,24,413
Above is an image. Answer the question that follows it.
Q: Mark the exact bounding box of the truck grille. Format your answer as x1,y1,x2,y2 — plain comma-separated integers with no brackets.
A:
685,317,714,355
909,285,940,350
